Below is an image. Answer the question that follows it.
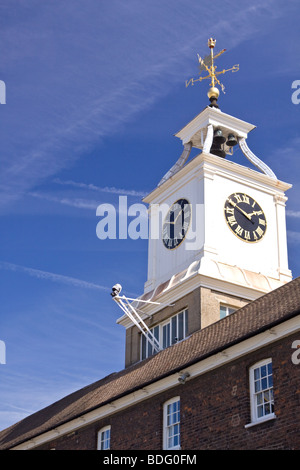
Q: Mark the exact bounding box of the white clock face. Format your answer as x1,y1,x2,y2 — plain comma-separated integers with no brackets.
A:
162,198,191,250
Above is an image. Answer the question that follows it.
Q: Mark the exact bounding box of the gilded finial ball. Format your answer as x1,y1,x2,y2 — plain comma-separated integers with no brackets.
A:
207,86,220,99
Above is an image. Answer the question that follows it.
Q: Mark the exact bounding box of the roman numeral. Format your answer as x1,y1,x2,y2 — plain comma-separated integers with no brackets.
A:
235,225,244,236
244,231,251,240
233,193,242,203
255,226,264,238
242,194,250,204
226,207,235,215
227,215,237,226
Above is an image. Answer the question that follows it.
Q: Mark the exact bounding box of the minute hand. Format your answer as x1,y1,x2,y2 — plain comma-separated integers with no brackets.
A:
174,209,183,224
228,199,253,222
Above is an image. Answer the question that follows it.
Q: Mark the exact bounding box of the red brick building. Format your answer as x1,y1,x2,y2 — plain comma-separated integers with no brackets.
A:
0,277,299,450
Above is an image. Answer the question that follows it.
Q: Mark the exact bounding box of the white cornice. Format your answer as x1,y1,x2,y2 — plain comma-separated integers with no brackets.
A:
116,256,287,328
174,106,256,146
143,152,291,205
12,314,300,450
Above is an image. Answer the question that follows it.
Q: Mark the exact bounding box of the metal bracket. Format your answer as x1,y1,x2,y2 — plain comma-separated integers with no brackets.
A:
113,295,161,353
239,137,277,179
203,124,214,153
158,141,192,187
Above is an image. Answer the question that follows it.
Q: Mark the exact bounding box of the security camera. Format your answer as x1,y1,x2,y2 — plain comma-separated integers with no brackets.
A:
111,284,122,297
178,371,190,384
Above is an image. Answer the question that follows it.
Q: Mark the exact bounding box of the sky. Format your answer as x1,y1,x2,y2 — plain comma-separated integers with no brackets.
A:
0,0,300,431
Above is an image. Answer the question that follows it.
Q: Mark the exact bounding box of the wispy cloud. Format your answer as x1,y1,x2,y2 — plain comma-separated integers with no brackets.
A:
0,1,287,210
0,261,110,292
53,178,147,198
0,261,140,317
287,210,300,218
28,191,99,210
28,189,149,214
287,231,300,244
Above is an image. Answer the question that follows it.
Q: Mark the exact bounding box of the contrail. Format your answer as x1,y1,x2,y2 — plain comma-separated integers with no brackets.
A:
0,261,110,292
53,178,147,198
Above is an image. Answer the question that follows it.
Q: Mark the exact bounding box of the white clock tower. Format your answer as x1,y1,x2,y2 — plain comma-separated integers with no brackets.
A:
143,104,292,296
116,39,292,367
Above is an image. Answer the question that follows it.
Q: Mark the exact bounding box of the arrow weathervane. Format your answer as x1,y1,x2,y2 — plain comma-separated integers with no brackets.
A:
186,38,239,107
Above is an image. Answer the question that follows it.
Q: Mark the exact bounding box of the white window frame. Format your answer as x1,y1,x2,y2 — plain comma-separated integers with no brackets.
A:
141,309,188,360
97,425,111,450
141,325,159,360
247,358,275,427
163,397,181,450
220,304,236,319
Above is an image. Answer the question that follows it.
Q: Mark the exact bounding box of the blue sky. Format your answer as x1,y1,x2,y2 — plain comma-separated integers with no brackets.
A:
1,0,300,431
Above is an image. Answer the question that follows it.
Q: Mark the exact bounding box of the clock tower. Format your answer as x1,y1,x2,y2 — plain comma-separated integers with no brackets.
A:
143,104,292,295
116,39,292,367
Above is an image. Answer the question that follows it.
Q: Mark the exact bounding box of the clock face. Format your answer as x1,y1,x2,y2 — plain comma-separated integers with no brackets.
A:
162,198,191,250
224,192,267,243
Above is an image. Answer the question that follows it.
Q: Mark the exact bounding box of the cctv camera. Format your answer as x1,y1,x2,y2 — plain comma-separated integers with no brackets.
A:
178,371,190,384
111,284,122,297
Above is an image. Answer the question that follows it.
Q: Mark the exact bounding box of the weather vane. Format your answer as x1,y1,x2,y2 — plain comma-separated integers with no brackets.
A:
186,38,239,107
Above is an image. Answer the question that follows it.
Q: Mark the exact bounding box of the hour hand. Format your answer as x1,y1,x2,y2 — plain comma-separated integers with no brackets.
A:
228,199,253,222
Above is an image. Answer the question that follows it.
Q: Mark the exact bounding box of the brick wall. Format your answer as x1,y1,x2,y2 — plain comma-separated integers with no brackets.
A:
36,331,300,450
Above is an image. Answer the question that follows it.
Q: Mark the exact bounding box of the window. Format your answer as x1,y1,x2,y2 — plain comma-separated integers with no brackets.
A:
163,310,188,348
163,397,180,450
141,310,188,360
97,425,111,450
249,359,275,425
220,305,236,319
141,325,159,360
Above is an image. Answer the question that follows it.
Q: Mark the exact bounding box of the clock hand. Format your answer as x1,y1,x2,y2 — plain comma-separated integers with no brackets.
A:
247,210,262,217
174,209,184,224
228,199,254,222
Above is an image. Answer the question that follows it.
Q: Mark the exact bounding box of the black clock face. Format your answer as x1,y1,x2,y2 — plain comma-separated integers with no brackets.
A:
162,198,191,250
224,193,267,243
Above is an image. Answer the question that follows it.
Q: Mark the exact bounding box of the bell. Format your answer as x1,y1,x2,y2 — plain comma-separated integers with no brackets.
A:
210,142,226,158
213,128,226,144
226,133,238,147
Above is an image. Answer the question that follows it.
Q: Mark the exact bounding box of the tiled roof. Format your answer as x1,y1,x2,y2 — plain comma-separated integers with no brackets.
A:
1,276,300,449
